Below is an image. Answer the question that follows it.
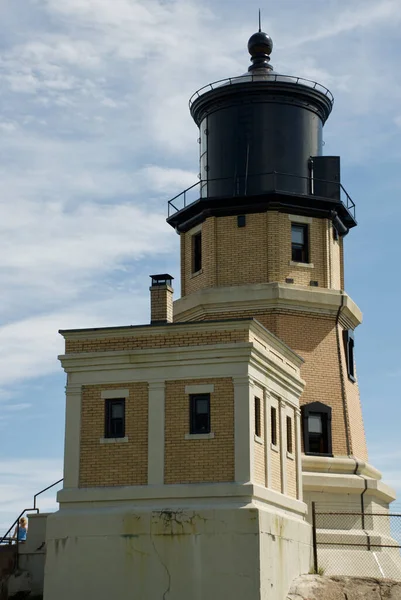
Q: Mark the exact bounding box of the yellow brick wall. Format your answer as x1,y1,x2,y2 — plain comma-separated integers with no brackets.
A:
79,382,148,488
284,215,327,287
273,312,348,455
216,214,268,286
150,286,173,323
338,323,368,460
197,308,366,458
253,391,266,486
270,397,282,493
180,212,343,295
65,328,249,354
181,219,217,297
327,223,342,290
285,406,297,499
164,378,235,484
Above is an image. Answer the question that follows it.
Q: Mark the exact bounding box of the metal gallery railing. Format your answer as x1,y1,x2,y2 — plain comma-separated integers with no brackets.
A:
167,171,356,221
189,73,334,109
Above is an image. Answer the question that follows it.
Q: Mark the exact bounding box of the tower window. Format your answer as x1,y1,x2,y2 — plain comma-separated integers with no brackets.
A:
343,329,356,382
271,406,277,446
291,224,309,263
286,416,293,454
105,399,125,438
192,231,202,273
190,394,210,434
302,402,332,456
254,397,261,438
237,215,246,228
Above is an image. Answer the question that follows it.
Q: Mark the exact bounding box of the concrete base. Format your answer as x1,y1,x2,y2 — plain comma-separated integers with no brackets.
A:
43,489,312,600
302,455,401,580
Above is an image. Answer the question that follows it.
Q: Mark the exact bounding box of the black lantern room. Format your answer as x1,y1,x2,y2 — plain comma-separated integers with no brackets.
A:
167,29,356,236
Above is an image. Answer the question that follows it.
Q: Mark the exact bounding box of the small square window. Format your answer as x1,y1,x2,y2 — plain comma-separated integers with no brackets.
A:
192,232,202,273
105,399,125,438
237,215,246,228
291,224,309,263
286,416,293,454
190,394,210,434
254,397,261,438
271,406,277,446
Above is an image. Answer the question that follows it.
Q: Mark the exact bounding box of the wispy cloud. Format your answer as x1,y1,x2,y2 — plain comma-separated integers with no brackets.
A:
0,0,400,522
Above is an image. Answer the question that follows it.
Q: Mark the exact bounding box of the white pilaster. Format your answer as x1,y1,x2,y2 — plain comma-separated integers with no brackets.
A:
279,399,287,495
265,391,272,489
234,377,253,484
63,383,82,489
295,408,303,501
147,381,165,485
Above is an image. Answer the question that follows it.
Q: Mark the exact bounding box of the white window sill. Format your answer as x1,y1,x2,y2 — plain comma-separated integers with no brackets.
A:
289,261,314,268
271,442,279,453
100,437,129,444
254,435,263,445
190,269,203,279
286,451,295,460
185,433,215,440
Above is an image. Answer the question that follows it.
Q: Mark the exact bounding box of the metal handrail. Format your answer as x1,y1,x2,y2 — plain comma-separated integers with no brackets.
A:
189,73,334,109
0,478,63,547
167,171,356,220
34,478,63,510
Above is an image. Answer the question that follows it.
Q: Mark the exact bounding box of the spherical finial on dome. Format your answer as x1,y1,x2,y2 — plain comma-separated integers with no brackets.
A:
248,31,274,72
248,32,273,56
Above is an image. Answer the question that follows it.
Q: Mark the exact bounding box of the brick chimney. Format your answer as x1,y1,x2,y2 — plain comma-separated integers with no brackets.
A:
149,274,174,324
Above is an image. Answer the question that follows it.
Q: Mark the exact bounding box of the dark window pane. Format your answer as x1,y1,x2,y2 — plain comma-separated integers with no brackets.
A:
291,226,304,245
105,399,125,438
308,414,328,453
192,232,202,273
111,403,124,419
302,402,332,456
190,394,210,434
254,397,261,438
287,416,293,453
308,414,322,434
196,398,209,414
271,406,277,446
291,224,309,263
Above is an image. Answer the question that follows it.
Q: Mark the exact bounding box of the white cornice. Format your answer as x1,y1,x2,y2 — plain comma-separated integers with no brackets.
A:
57,482,307,516
173,283,363,328
59,317,254,340
302,455,382,479
58,341,304,399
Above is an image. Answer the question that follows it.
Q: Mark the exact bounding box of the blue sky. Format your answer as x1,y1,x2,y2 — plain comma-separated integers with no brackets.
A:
1,0,401,532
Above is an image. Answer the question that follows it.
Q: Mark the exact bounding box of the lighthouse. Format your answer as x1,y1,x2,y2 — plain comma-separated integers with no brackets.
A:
43,27,400,600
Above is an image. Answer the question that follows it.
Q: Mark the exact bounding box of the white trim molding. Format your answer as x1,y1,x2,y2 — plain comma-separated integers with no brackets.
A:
63,384,82,489
289,261,314,269
100,437,129,444
185,384,214,394
185,433,215,440
288,214,313,224
147,381,166,486
101,389,129,399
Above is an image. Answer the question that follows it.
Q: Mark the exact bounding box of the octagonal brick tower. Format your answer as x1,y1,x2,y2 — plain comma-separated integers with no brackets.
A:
168,30,396,517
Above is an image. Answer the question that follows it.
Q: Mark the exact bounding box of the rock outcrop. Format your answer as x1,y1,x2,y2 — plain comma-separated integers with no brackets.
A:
288,575,401,600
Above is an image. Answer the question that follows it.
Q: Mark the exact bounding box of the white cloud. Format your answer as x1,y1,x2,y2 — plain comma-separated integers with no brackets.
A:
0,0,400,529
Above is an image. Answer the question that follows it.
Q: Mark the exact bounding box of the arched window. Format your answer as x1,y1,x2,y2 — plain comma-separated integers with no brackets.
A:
302,402,332,456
